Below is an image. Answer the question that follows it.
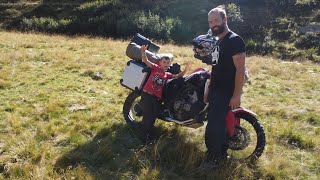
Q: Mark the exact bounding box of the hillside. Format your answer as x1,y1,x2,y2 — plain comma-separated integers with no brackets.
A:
0,31,319,179
0,0,319,62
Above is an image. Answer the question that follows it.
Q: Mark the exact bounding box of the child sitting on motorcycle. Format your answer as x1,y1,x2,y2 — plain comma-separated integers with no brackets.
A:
140,45,191,142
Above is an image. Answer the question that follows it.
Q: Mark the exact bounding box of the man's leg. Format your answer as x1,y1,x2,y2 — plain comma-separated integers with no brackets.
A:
205,91,231,162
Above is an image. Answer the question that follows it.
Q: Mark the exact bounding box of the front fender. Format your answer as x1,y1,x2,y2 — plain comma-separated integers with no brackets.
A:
226,107,257,137
231,107,257,117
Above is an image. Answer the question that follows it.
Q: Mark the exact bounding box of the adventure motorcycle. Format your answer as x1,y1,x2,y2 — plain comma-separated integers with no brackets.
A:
120,34,266,161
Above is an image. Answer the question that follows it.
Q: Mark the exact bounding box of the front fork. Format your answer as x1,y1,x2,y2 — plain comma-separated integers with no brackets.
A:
226,107,257,137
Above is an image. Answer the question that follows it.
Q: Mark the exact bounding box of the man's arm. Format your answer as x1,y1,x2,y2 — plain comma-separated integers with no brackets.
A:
229,52,246,109
203,79,210,103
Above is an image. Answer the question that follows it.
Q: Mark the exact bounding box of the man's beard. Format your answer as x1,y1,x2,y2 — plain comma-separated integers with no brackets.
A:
211,23,225,36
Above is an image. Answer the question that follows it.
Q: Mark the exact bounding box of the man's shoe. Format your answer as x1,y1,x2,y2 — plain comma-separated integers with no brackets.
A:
205,151,230,165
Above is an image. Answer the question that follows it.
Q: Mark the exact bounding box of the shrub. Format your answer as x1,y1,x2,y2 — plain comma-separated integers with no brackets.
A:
20,17,72,33
134,11,170,41
3,9,22,18
276,48,302,61
295,32,320,54
313,9,320,22
116,17,137,36
116,11,191,42
168,18,192,44
246,39,258,55
226,3,243,23
246,36,276,55
300,48,320,61
271,29,293,41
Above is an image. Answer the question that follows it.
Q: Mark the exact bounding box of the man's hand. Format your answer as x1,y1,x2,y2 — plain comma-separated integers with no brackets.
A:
229,95,241,109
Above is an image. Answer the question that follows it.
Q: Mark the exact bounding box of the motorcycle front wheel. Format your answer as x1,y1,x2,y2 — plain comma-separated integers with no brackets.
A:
227,112,266,161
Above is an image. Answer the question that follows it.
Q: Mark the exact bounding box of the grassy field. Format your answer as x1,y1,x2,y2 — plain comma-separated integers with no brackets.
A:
0,31,319,179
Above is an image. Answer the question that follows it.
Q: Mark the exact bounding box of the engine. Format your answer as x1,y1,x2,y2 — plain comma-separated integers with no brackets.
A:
163,69,209,121
172,86,206,121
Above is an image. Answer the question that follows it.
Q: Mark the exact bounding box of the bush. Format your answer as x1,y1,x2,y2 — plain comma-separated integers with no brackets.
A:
226,3,243,23
313,10,320,22
168,18,192,44
116,17,138,37
246,36,276,55
275,47,302,60
115,11,191,42
20,17,72,33
246,39,258,54
300,48,320,62
271,29,295,41
134,11,171,41
295,32,320,54
3,9,22,18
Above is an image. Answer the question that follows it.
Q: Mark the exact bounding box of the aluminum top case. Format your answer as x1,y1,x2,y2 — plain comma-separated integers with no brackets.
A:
120,60,150,92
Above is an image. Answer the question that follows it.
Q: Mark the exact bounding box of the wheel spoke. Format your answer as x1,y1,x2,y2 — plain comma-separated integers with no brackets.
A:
123,92,144,124
227,113,266,161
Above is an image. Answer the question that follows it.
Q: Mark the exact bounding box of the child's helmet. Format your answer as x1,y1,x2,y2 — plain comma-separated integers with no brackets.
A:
192,34,217,57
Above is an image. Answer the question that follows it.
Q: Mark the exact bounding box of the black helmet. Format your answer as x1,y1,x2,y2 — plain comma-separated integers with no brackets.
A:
192,34,217,57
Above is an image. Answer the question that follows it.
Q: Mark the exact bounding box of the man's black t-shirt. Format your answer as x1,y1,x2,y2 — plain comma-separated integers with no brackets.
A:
210,31,246,96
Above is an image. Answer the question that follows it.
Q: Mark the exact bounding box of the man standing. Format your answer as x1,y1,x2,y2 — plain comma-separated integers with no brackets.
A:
205,5,246,164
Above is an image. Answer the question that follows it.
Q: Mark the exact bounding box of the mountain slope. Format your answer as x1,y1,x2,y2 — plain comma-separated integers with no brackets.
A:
0,31,319,179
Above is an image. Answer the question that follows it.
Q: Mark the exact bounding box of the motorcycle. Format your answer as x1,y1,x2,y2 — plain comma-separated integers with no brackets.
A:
120,34,266,161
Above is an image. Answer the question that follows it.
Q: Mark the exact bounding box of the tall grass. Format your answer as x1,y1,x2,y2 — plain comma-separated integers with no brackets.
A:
0,31,319,179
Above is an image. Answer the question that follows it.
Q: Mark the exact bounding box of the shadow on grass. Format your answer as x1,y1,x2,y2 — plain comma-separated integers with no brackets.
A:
54,122,263,179
54,123,141,178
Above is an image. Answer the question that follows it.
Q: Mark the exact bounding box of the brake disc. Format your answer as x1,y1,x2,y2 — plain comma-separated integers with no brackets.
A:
228,126,251,150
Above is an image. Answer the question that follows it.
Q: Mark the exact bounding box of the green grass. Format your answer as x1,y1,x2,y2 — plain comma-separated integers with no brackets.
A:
0,31,319,179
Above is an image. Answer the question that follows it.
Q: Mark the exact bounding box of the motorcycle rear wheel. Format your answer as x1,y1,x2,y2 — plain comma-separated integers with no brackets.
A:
123,91,143,126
